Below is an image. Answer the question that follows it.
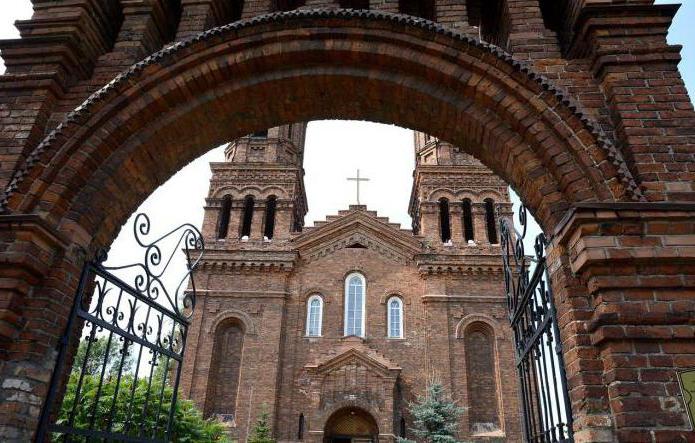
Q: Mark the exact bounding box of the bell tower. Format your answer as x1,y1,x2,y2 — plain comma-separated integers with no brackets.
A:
408,132,513,247
200,123,308,243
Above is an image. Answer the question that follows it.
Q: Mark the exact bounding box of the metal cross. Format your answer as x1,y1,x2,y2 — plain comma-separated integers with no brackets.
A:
347,169,370,205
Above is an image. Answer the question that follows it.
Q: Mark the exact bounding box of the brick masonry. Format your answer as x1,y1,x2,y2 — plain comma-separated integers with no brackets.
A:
0,1,692,442
180,130,520,440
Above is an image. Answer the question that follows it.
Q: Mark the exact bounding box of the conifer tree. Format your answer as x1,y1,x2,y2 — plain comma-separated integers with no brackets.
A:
398,381,465,443
247,407,275,443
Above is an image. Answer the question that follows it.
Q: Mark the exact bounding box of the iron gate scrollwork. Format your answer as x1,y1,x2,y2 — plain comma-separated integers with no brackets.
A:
500,206,574,443
36,214,204,442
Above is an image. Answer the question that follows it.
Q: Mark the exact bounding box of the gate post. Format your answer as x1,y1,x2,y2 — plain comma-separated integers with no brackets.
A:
554,203,695,441
0,214,75,441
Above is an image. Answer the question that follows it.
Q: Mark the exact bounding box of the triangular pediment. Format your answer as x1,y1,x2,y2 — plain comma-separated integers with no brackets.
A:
293,206,422,263
305,342,401,378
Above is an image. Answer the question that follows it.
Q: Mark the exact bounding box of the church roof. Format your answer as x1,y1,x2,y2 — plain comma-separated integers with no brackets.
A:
292,205,422,263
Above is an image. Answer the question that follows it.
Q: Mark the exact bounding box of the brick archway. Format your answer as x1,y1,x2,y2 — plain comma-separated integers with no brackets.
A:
2,10,638,246
0,9,693,443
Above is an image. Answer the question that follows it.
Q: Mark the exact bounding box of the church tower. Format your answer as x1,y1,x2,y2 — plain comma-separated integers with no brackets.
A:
408,132,513,247
200,123,308,242
182,126,522,442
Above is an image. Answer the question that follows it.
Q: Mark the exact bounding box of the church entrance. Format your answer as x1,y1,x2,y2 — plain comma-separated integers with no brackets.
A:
324,407,379,443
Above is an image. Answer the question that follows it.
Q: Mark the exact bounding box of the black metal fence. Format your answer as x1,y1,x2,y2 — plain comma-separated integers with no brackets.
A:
36,214,204,442
500,206,574,443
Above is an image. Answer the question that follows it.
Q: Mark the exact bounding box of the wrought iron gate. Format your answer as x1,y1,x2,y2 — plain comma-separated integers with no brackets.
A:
36,214,204,442
500,206,574,443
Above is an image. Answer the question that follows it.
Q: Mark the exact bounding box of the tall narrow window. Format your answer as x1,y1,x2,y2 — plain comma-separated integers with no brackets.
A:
217,195,232,239
344,273,366,337
339,0,369,9
306,295,323,337
462,198,474,242
465,323,500,432
240,195,254,238
387,297,403,338
206,319,245,420
264,196,277,240
297,413,305,439
439,198,451,243
484,198,498,244
400,417,406,437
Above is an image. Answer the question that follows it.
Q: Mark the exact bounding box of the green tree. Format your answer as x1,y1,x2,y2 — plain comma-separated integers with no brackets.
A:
72,336,135,376
247,406,275,443
398,382,466,443
58,339,228,442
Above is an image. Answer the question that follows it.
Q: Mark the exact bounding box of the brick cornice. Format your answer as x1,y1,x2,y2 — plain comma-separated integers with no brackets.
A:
553,202,695,280
567,3,680,66
0,214,71,282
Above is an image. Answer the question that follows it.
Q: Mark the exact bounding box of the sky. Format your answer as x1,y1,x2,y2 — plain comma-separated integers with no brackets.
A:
0,0,693,278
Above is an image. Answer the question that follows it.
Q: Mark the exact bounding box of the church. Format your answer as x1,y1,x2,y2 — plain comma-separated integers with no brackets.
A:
179,123,521,442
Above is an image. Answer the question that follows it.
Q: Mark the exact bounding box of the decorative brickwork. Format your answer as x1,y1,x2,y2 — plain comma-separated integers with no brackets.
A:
0,1,693,442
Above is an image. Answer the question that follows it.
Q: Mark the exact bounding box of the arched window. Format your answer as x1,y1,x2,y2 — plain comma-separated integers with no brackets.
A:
344,273,366,337
439,198,451,243
484,198,498,244
462,198,474,242
465,323,500,432
217,195,232,239
306,295,323,337
276,0,305,11
387,297,403,338
339,0,369,9
264,196,277,240
206,319,245,419
399,0,435,20
297,413,305,439
240,195,254,238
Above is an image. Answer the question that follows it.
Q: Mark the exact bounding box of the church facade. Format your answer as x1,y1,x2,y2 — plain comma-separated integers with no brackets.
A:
180,124,522,442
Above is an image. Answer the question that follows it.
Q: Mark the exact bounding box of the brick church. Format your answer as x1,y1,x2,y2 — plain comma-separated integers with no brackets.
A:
179,123,521,442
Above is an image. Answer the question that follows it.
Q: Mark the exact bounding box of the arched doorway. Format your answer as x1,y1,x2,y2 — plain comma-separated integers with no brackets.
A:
324,407,379,443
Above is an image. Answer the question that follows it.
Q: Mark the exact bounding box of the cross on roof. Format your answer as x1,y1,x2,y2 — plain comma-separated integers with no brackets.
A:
347,169,370,205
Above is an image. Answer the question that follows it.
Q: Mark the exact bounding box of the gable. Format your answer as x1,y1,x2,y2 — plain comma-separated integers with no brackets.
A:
305,345,401,378
293,209,422,264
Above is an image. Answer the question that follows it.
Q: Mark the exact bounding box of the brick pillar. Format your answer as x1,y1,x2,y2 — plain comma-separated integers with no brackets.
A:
273,200,294,240
0,0,122,188
0,215,73,441
229,200,245,239
435,0,475,33
570,4,695,202
448,202,463,245
554,203,695,441
252,201,266,240
201,199,222,239
472,202,487,245
419,202,440,244
505,0,561,60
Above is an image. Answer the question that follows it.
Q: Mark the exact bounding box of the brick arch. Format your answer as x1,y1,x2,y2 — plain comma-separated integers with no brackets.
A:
1,10,640,251
207,309,257,335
